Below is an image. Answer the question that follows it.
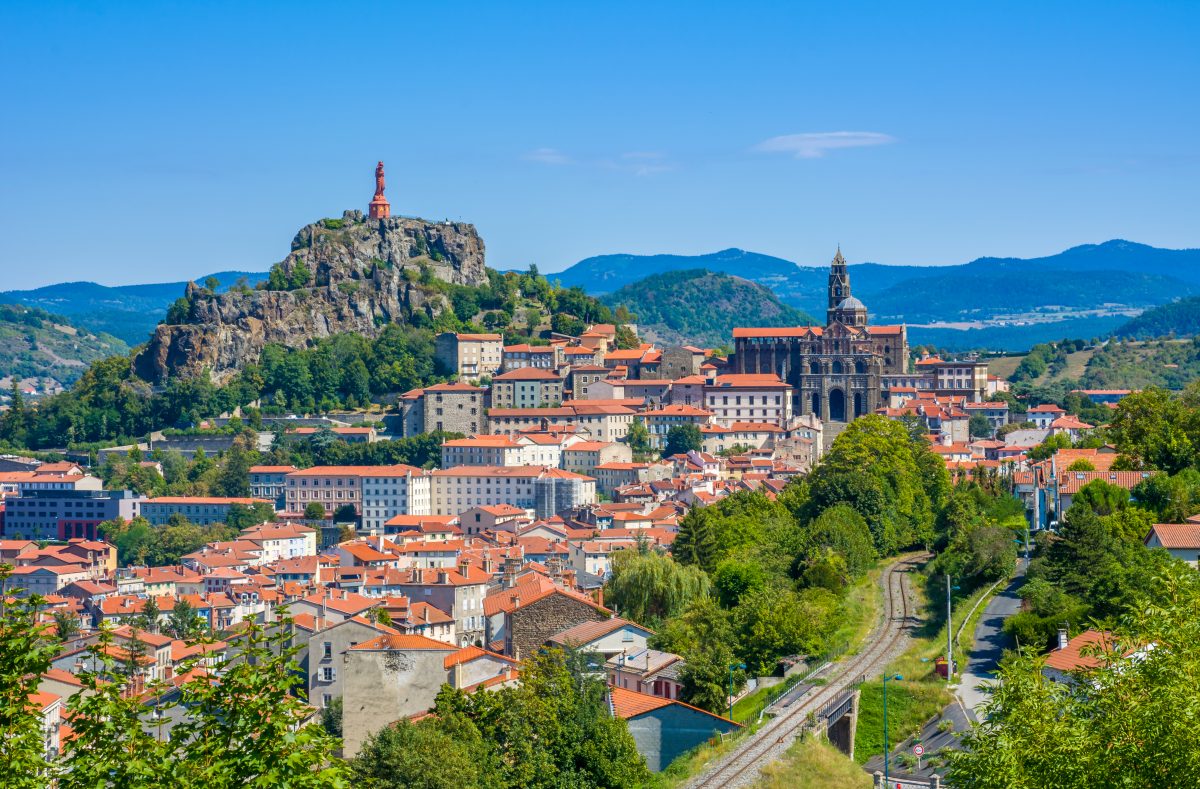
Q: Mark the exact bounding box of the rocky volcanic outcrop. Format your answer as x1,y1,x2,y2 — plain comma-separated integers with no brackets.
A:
134,210,487,383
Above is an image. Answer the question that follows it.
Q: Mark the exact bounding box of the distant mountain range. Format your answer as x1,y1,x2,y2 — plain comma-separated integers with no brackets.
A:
0,271,268,345
5,239,1200,363
556,240,1200,350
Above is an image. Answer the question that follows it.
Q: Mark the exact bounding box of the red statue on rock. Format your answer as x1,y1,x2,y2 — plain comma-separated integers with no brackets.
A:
369,160,391,219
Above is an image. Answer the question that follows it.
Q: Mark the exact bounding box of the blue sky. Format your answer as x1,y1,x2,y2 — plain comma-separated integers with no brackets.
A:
1,1,1197,289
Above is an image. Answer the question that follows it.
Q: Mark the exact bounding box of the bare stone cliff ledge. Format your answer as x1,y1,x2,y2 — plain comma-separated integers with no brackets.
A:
134,211,486,383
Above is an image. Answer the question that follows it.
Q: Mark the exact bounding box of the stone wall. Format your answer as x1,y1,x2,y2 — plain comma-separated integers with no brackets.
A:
342,645,454,758
508,593,605,660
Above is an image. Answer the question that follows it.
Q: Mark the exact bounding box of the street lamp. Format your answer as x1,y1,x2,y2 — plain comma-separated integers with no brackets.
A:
727,662,746,721
945,574,960,682
883,672,903,785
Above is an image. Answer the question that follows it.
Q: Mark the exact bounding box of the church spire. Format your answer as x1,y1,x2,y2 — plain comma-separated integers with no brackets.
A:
827,247,851,316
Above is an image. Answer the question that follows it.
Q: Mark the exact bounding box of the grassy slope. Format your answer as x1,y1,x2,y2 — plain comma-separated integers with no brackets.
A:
988,347,1094,385
756,737,872,788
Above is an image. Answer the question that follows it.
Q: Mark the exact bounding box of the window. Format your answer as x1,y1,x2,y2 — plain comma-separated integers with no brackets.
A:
321,667,335,682
322,641,332,659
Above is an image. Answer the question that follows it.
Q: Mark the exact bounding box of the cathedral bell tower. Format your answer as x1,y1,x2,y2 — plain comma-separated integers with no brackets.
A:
826,248,852,324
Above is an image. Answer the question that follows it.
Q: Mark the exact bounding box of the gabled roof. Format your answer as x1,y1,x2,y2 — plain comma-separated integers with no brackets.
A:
547,616,652,646
1146,522,1200,550
608,686,741,725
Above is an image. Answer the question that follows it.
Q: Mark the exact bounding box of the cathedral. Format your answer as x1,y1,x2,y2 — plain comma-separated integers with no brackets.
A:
731,249,908,423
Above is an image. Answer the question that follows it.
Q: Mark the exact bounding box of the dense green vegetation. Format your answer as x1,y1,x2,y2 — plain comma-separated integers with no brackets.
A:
0,303,129,388
605,416,1017,716
603,269,814,347
351,649,650,788
0,266,626,451
1115,295,1200,339
950,560,1200,788
0,583,346,787
1080,337,1200,390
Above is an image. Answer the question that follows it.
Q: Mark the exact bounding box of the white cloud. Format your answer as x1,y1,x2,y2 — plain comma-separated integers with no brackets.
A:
613,151,673,176
523,147,571,165
754,131,896,159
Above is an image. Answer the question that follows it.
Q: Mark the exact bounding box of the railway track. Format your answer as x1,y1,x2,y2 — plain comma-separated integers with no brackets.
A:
685,553,927,789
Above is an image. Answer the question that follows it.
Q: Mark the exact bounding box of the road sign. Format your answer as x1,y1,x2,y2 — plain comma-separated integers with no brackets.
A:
913,744,925,756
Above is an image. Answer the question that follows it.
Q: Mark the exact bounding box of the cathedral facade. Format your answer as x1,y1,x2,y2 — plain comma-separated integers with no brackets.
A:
732,250,908,423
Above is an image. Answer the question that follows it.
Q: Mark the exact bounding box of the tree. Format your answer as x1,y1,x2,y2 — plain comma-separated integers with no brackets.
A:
0,569,60,787
427,649,650,787
968,413,993,438
166,598,205,640
213,441,253,497
805,415,938,555
950,562,1200,788
672,507,718,573
351,716,493,789
52,609,80,644
304,502,327,521
663,424,703,457
333,504,359,524
626,417,651,456
803,504,877,579
605,547,710,626
58,628,172,788
134,595,161,634
320,696,343,737
167,618,348,786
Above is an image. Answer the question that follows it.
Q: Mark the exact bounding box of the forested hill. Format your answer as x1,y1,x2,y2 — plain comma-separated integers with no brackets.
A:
1114,297,1200,339
0,270,268,344
0,303,129,390
603,269,815,347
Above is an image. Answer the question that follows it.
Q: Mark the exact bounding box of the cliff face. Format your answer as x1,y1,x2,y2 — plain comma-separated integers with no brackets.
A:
134,210,487,383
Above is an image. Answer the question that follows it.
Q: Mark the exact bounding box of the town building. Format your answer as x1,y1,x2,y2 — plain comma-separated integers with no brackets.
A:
2,489,145,541
248,465,297,508
731,249,908,423
434,332,503,382
360,466,433,532
430,466,596,518
142,496,272,527
489,367,564,408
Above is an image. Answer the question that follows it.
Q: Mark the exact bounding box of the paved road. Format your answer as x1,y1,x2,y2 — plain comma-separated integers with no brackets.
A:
955,560,1027,719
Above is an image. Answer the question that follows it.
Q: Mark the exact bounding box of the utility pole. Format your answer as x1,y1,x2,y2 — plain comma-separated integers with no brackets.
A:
946,573,953,680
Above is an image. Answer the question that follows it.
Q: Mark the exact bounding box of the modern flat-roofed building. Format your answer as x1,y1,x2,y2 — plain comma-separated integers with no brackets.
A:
3,489,145,541
142,496,272,526
430,466,595,518
489,368,564,408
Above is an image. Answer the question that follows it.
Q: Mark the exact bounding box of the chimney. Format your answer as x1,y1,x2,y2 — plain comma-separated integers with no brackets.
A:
482,556,494,575
596,586,604,608
423,606,429,623
1057,626,1069,651
457,557,470,576
437,570,449,585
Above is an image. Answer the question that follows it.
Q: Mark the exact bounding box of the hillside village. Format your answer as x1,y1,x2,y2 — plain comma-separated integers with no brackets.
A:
4,207,1192,781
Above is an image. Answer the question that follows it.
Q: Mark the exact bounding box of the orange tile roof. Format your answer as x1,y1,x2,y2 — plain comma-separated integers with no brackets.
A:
1146,522,1200,549
350,633,458,651
1044,630,1114,672
444,645,517,669
608,686,741,725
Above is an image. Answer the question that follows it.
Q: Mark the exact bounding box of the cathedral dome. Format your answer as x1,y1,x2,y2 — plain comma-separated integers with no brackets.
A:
836,296,866,311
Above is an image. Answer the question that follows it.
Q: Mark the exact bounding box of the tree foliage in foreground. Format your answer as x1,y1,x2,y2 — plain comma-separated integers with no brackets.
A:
353,649,650,788
950,561,1200,788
